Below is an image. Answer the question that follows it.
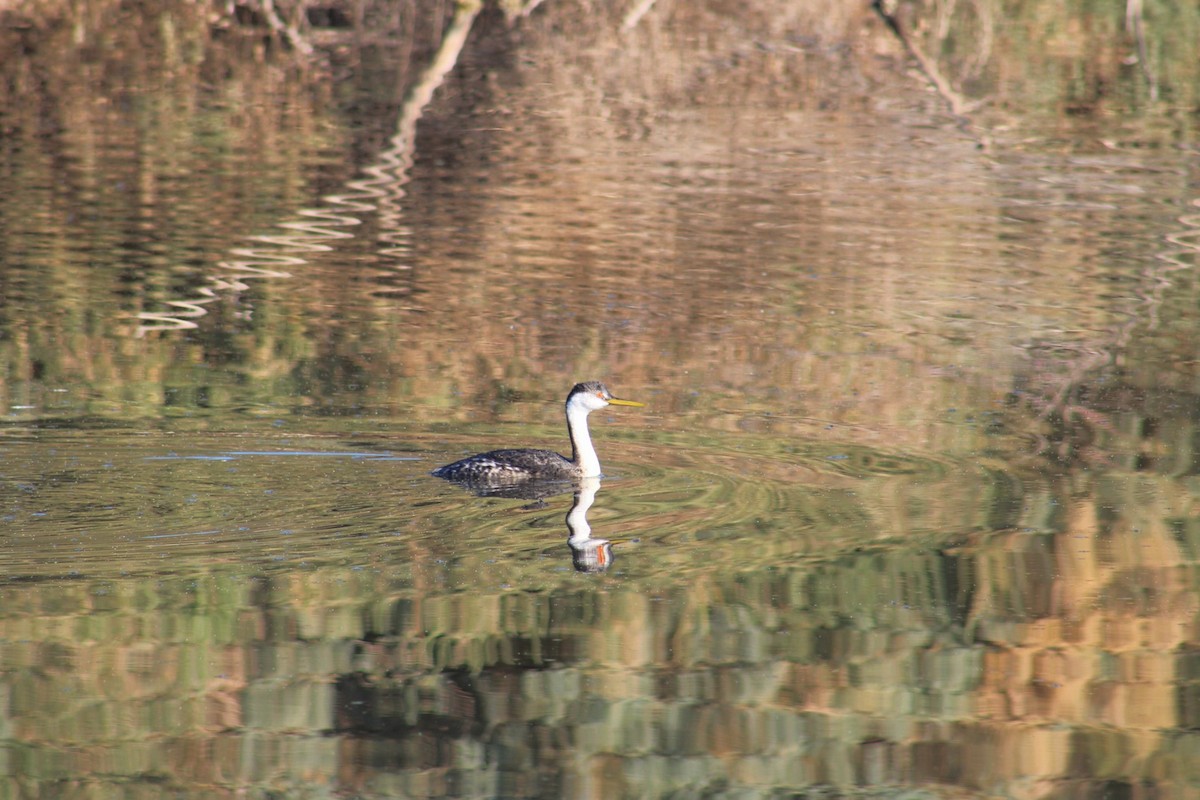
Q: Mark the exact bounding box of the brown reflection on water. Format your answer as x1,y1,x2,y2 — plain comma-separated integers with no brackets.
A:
135,0,485,334
2,0,1200,798
1,0,1195,463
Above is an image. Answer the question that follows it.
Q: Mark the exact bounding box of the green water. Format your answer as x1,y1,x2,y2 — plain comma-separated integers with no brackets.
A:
2,0,1200,797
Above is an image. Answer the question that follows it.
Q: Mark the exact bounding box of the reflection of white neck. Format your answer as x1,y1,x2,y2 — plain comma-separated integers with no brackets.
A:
567,477,601,543
567,401,601,477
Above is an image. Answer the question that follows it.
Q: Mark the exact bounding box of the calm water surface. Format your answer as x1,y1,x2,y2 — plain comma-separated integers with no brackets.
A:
1,1,1199,798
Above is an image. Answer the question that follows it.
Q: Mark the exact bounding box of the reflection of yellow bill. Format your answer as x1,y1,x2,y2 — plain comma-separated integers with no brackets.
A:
607,397,645,408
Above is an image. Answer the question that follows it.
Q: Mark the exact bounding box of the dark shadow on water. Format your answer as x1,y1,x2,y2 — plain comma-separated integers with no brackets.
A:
437,477,576,501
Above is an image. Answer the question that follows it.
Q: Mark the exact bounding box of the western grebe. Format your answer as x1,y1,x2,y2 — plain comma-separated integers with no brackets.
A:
433,381,644,485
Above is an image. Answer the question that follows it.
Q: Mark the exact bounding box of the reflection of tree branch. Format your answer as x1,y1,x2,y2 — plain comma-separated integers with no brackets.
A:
513,0,548,20
871,0,993,152
138,1,483,333
622,0,659,31
230,0,314,55
367,0,484,260
1125,0,1159,101
391,1,483,156
871,0,970,117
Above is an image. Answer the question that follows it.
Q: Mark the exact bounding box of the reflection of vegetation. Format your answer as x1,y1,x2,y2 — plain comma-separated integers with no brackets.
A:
883,0,1199,142
0,450,1195,797
0,0,499,417
2,0,1197,438
867,0,1200,470
2,1,1200,786
2,2,1199,798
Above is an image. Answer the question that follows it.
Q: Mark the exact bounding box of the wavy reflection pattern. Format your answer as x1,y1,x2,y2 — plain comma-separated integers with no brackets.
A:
0,425,1195,797
1019,178,1200,461
135,1,483,335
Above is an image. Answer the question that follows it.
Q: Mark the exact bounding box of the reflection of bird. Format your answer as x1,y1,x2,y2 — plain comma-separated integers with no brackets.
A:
433,381,644,486
567,477,614,573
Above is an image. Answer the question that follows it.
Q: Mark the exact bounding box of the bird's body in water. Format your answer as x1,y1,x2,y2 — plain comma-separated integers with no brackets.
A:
433,381,644,487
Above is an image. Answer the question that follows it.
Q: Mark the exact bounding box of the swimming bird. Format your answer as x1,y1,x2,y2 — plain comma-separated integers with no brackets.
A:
433,381,644,486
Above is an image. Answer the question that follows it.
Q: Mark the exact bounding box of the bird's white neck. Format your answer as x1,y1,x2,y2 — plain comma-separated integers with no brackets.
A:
567,401,601,477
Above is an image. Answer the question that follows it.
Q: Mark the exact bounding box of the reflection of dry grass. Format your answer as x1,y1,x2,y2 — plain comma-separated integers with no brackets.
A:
3,5,1200,797
3,0,1182,461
